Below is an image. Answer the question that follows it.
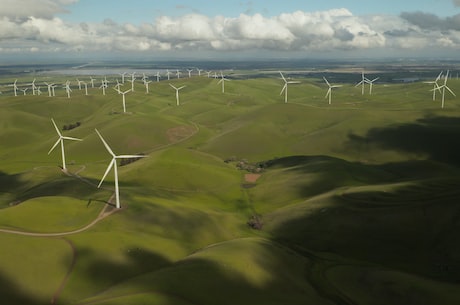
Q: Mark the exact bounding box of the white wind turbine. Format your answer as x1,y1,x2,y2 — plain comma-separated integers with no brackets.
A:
196,68,203,76
44,82,54,97
29,79,37,95
21,88,28,96
169,83,186,106
279,71,300,103
119,72,127,84
187,69,193,78
368,77,379,95
48,118,82,171
36,86,42,95
166,69,171,80
95,129,146,209
90,76,96,88
323,77,342,105
128,74,136,92
114,88,132,113
176,69,182,79
9,79,18,97
63,81,72,98
355,71,368,95
218,72,231,93
82,81,88,95
424,71,443,101
206,71,212,78
76,78,84,90
437,70,456,108
144,80,152,93
155,71,161,82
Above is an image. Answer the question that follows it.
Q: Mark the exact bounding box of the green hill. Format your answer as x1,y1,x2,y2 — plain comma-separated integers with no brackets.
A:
0,72,459,305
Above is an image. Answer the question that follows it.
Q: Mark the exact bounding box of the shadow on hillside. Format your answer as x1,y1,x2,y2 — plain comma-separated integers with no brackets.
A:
74,245,330,305
0,272,42,305
346,115,460,167
263,154,460,287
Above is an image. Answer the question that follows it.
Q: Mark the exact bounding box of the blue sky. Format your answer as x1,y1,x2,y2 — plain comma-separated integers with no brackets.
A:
59,0,459,23
2,0,460,61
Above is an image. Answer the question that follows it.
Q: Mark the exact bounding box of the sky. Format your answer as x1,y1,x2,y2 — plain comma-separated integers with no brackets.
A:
2,0,460,62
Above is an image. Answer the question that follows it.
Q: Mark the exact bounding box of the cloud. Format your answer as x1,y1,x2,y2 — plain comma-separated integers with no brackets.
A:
454,0,460,6
1,7,460,57
0,0,78,20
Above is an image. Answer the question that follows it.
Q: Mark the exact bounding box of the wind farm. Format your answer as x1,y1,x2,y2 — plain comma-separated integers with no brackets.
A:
0,58,460,305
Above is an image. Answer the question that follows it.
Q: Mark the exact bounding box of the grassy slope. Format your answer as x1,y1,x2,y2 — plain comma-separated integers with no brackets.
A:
0,75,459,304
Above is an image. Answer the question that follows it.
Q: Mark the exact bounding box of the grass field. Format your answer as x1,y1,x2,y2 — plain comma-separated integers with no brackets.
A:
0,70,459,304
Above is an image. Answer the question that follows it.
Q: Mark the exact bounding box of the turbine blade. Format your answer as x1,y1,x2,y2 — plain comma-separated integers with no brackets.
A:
48,139,61,155
279,71,286,81
116,155,147,159
446,86,456,96
169,83,177,90
62,136,83,141
95,129,116,157
280,84,287,95
98,159,115,188
178,86,186,90
323,77,331,86
51,118,62,136
325,88,331,98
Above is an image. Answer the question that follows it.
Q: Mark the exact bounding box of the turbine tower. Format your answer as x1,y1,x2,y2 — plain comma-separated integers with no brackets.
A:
279,71,300,103
355,71,368,95
437,70,456,108
8,79,18,97
218,72,231,93
95,129,146,209
48,118,82,171
424,71,443,101
169,83,186,106
368,77,379,95
114,88,132,113
323,77,342,105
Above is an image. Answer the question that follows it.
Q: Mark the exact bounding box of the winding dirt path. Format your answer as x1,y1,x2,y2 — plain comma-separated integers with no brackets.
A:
0,195,118,237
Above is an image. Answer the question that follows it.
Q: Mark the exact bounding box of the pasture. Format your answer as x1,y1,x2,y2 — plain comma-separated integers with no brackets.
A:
0,68,459,305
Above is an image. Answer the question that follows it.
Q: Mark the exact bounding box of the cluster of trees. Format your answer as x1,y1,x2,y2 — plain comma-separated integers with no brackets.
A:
247,215,263,230
224,156,266,173
62,122,81,131
119,153,145,166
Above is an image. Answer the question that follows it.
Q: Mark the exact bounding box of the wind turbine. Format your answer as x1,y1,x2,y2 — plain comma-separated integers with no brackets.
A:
323,77,342,105
21,88,28,96
29,79,37,95
206,71,212,78
368,77,379,95
155,71,161,82
48,118,82,171
128,75,136,92
218,72,231,93
437,70,456,108
82,81,88,95
355,71,368,95
63,81,72,98
76,78,84,90
9,79,18,97
196,68,203,76
144,80,152,93
176,69,182,79
119,72,127,84
90,76,96,88
279,71,300,103
166,69,171,81
44,82,54,97
169,83,186,106
187,69,193,78
424,71,443,101
36,86,42,95
95,129,146,209
114,88,132,113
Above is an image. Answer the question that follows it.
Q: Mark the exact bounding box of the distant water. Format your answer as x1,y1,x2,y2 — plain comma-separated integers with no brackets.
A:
40,68,168,76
